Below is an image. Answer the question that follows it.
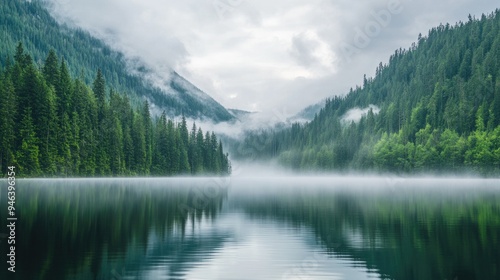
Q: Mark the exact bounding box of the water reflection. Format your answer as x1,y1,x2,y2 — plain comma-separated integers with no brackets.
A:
0,178,228,280
0,177,499,279
229,177,500,280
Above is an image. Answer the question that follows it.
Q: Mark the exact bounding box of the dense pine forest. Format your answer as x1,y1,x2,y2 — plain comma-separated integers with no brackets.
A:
236,11,500,175
0,44,231,177
0,0,234,122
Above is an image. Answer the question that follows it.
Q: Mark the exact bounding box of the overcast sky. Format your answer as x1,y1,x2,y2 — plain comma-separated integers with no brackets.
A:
46,0,498,116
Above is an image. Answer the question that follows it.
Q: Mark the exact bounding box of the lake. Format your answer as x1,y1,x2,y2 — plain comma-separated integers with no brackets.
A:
1,176,499,279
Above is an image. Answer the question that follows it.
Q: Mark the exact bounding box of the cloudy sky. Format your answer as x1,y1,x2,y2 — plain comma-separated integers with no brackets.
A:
46,0,498,116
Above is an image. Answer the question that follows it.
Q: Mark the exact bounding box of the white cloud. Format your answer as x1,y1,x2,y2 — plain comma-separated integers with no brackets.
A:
45,0,499,115
342,105,381,124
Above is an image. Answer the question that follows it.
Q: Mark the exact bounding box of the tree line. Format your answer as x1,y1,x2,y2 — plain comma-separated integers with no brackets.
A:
234,10,500,175
0,43,231,176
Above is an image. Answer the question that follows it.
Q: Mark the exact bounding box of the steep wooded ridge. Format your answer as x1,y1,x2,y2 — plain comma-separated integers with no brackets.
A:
238,10,500,175
0,0,234,122
0,44,231,176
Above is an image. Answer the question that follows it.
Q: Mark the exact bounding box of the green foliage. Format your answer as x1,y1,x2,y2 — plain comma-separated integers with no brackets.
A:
1,46,231,177
16,107,41,175
0,74,17,172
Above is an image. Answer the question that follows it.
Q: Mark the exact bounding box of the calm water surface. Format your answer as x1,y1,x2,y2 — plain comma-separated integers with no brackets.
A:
1,177,499,280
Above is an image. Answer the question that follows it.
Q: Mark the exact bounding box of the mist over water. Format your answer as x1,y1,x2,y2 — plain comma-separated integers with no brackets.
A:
227,159,498,180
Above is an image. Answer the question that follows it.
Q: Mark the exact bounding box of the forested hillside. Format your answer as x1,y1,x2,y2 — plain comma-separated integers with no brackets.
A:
0,0,234,122
0,44,231,176
237,11,500,175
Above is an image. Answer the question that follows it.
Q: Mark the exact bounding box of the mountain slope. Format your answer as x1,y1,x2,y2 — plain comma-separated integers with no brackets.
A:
0,0,234,122
237,10,500,174
289,100,325,122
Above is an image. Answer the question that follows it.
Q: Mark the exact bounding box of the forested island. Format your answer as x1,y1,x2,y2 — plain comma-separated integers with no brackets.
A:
0,44,231,177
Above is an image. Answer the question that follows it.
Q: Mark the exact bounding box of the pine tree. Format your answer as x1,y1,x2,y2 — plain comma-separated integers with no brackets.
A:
203,131,212,172
152,112,168,175
178,134,191,174
92,69,106,122
166,119,179,174
179,115,189,148
57,113,72,175
196,127,205,173
211,132,220,173
42,49,60,90
0,76,17,173
57,59,72,117
142,101,152,174
109,115,124,176
216,140,224,174
14,42,30,69
72,77,97,175
188,123,199,173
16,107,41,176
177,115,191,174
132,112,146,174
70,112,81,175
21,63,58,174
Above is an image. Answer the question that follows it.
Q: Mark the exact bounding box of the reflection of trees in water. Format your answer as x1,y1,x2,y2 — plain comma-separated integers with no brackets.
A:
234,188,500,280
99,229,231,280
4,179,228,280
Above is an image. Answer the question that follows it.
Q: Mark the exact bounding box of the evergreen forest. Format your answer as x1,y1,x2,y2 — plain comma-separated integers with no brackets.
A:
0,44,231,177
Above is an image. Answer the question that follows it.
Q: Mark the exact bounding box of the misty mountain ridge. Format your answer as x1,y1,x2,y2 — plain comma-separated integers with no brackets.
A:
0,0,234,122
227,108,254,120
234,10,500,175
289,100,326,122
